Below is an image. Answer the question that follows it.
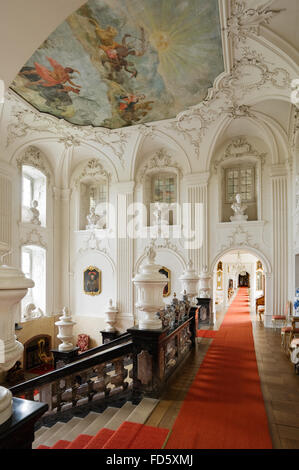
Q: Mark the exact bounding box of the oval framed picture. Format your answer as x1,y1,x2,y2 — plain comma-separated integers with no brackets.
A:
84,266,101,296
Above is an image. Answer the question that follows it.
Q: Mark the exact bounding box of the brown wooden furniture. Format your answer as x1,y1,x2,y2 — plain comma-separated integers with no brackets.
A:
281,316,299,357
272,301,289,330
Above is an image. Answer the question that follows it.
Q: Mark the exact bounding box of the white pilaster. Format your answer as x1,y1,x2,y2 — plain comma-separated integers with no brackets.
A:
115,182,135,317
184,172,209,274
271,165,288,316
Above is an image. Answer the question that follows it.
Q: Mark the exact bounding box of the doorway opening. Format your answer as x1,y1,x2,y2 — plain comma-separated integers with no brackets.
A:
212,250,265,318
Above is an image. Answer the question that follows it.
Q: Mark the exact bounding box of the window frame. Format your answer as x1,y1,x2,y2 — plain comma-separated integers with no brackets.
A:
225,165,255,204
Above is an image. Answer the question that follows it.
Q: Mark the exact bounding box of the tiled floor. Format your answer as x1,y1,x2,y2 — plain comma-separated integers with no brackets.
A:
146,302,299,449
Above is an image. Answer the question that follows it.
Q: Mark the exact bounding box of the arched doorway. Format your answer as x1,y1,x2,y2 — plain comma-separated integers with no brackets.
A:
238,272,250,287
210,246,273,327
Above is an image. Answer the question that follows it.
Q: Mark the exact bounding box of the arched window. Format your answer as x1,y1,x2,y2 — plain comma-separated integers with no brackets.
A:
21,165,47,226
21,245,46,317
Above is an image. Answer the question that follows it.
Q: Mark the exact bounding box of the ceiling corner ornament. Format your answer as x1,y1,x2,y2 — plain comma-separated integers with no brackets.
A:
74,158,111,188
20,228,47,248
6,95,128,166
16,145,52,180
225,0,286,45
174,44,290,159
138,148,182,183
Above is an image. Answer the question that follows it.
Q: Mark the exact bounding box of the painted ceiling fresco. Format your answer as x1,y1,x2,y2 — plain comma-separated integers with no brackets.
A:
10,0,224,129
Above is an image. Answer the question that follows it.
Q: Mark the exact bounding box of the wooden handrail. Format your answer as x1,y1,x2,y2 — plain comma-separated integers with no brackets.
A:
78,332,131,359
10,340,133,394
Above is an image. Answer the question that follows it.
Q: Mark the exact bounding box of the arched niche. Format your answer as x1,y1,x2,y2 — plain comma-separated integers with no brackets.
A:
70,158,111,231
212,135,268,223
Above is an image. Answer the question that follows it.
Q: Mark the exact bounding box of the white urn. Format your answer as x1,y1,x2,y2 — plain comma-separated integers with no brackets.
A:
179,260,200,302
133,245,168,330
0,242,34,425
104,299,118,332
55,307,76,352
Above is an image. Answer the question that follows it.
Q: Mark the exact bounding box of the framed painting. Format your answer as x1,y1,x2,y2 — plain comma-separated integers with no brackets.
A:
216,270,223,290
159,266,171,297
84,266,101,296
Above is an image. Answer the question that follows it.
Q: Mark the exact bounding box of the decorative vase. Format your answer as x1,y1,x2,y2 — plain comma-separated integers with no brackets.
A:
104,299,118,332
0,242,34,425
133,244,168,330
55,307,76,352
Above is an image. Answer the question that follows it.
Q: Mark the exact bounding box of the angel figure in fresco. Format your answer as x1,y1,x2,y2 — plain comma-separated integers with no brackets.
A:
117,93,154,123
21,56,81,94
88,18,147,79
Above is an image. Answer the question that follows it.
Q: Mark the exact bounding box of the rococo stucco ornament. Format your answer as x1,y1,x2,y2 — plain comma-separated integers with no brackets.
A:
225,0,285,45
16,145,51,180
137,148,182,183
74,158,110,188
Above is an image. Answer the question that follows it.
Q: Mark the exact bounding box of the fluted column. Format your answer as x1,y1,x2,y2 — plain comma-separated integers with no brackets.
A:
271,165,288,318
115,182,135,317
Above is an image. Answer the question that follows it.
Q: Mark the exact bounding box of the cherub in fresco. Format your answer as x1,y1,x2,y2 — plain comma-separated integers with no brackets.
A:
117,93,154,124
88,18,147,79
21,57,81,94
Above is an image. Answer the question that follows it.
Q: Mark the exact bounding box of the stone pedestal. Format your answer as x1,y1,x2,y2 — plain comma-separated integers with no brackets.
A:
51,347,79,369
55,307,76,352
0,242,34,426
100,330,121,344
133,245,168,330
230,214,248,222
196,298,212,326
0,398,48,449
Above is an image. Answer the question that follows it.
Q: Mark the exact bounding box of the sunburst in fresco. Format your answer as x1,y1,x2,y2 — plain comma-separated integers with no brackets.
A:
10,0,223,129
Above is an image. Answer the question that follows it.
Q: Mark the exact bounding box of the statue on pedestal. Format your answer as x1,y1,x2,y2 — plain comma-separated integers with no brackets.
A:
230,193,248,222
86,206,106,230
30,200,41,225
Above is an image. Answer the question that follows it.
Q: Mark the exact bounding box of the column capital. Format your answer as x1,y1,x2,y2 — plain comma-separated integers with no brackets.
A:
52,187,71,201
270,163,288,178
183,172,210,186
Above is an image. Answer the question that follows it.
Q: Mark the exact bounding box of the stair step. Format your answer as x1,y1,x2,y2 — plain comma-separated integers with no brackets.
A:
33,422,64,449
82,407,119,436
34,426,49,441
126,398,159,424
63,412,100,441
66,434,93,449
103,421,169,449
51,440,71,449
37,444,50,449
104,402,136,430
84,428,115,449
44,417,82,447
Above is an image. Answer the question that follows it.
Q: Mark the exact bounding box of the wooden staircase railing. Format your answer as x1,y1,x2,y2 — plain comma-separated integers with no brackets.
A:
10,340,133,416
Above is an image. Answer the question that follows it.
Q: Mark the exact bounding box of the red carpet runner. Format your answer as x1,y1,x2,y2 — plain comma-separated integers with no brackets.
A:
166,288,272,449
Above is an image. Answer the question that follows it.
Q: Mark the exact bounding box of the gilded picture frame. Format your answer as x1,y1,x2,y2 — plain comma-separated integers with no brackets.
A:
159,266,171,297
84,266,101,296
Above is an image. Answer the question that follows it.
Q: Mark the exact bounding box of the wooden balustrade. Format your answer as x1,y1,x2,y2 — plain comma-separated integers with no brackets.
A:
10,341,133,417
8,310,197,422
